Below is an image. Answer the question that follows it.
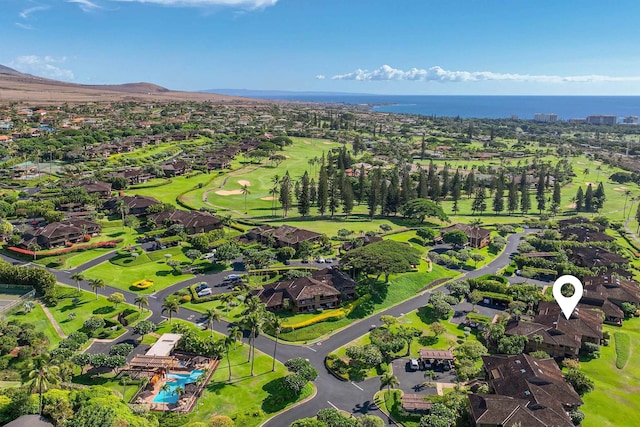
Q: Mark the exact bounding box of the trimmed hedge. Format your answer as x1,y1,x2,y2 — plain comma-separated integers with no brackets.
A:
466,313,492,324
8,239,122,257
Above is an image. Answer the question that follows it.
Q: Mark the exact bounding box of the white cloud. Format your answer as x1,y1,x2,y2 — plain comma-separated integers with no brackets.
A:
9,56,75,80
15,23,35,30
315,74,326,80
110,0,277,8
331,64,640,83
19,6,49,19
67,0,102,12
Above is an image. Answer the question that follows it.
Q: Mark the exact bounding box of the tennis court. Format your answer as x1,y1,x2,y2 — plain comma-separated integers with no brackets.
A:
0,286,35,312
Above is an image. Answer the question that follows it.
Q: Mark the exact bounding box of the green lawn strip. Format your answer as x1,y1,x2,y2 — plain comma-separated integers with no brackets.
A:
277,265,457,342
72,373,143,402
580,318,640,427
614,332,631,369
47,284,135,336
152,320,315,426
5,303,62,348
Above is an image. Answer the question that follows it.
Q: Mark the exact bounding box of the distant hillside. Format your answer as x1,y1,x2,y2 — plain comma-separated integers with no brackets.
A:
0,64,259,104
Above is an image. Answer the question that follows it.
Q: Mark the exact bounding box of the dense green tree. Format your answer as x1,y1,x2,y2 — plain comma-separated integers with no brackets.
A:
593,182,606,211
417,169,429,199
507,179,519,215
400,198,449,223
442,230,468,248
317,162,329,215
536,173,546,213
576,186,584,212
279,172,293,217
585,183,594,211
298,171,311,216
565,369,595,396
342,176,355,216
341,240,421,282
492,173,505,215
552,180,562,205
520,186,531,215
472,187,487,215
464,171,475,198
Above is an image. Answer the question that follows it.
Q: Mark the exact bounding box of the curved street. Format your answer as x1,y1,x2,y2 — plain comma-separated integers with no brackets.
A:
1,230,530,425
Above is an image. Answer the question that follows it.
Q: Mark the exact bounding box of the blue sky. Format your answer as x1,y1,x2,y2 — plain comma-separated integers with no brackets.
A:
2,0,640,95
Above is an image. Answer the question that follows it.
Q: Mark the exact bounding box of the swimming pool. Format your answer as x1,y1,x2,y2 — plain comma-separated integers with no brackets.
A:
152,370,204,404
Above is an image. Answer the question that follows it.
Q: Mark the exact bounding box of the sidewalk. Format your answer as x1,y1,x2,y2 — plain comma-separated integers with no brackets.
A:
38,300,67,339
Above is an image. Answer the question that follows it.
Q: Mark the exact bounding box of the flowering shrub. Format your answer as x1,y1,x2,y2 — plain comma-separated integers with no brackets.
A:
132,279,153,289
8,239,123,257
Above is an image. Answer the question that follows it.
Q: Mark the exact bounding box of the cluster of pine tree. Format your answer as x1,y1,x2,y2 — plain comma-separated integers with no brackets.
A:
574,182,606,213
269,146,575,219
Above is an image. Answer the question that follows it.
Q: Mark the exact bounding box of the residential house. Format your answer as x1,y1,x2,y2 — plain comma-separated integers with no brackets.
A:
580,274,640,324
440,223,491,248
247,225,323,250
148,210,221,234
103,195,160,216
469,354,583,427
106,168,154,186
21,219,101,249
77,181,112,198
162,160,190,177
560,226,614,243
569,246,629,268
253,268,356,312
504,302,603,358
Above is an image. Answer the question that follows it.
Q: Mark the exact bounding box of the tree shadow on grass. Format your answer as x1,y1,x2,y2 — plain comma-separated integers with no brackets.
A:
417,306,439,325
58,301,88,312
93,306,115,315
261,377,300,414
418,336,439,346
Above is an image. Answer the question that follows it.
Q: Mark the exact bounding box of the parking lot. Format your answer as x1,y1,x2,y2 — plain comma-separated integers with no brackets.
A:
391,358,457,395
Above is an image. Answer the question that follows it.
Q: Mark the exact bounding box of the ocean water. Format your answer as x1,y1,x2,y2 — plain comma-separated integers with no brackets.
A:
257,94,640,120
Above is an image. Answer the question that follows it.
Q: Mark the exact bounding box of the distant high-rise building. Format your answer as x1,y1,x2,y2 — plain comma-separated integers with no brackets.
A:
534,113,558,123
623,116,639,124
586,115,617,125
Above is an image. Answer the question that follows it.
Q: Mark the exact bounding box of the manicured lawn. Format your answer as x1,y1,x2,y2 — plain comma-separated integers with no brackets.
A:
580,318,640,427
614,332,631,369
277,264,457,342
5,302,62,348
81,246,212,294
47,284,135,336
125,173,215,206
72,373,143,402
153,320,315,426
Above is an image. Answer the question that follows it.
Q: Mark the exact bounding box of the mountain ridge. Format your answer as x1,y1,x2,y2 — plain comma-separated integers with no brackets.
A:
0,64,256,104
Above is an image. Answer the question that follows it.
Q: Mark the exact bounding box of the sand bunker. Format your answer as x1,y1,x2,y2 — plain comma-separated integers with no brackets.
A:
566,203,576,209
215,190,244,196
584,182,596,186
614,186,629,191
323,141,333,145
261,196,277,201
303,140,311,145
284,155,291,158
576,161,586,165
238,180,251,186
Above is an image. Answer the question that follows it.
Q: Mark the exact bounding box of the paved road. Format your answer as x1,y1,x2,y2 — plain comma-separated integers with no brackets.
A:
2,230,531,426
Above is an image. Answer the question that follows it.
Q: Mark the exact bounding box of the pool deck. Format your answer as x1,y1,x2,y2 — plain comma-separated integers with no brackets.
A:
137,359,219,413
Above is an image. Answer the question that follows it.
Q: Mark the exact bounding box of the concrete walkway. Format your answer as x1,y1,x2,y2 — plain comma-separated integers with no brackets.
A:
38,300,67,339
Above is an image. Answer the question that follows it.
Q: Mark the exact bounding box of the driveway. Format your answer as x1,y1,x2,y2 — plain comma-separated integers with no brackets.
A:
391,358,439,395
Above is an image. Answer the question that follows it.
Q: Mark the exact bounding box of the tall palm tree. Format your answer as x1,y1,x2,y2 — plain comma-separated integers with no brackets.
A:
134,295,149,312
228,325,243,350
115,199,129,229
243,311,264,376
267,314,283,372
204,308,221,337
89,279,105,300
173,386,185,398
160,383,171,394
623,190,632,219
241,184,250,213
220,293,235,316
269,186,279,217
28,242,41,261
162,298,179,324
224,336,234,381
24,355,60,414
379,372,399,398
70,273,84,291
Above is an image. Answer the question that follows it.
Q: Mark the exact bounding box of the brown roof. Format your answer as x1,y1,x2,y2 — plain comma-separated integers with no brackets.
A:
468,394,547,427
4,415,54,427
149,210,220,231
419,349,454,360
441,223,491,240
79,180,112,193
569,246,628,268
483,354,582,426
260,225,322,245
401,394,432,412
561,226,614,243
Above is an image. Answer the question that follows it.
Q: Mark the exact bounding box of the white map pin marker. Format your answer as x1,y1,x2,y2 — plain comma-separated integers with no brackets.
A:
552,275,584,319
